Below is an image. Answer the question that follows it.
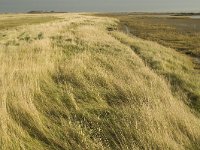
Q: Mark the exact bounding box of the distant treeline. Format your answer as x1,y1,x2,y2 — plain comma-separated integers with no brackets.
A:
27,11,68,14
171,13,200,16
96,12,200,17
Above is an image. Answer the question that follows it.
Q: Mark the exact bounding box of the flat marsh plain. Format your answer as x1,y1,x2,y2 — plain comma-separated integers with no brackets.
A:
0,14,58,30
96,13,200,61
0,13,200,150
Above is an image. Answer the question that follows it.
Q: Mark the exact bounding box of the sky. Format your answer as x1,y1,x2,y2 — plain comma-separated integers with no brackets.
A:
0,0,200,13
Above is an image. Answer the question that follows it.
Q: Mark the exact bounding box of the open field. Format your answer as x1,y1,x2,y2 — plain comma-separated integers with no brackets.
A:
96,13,200,62
0,13,200,150
0,14,60,30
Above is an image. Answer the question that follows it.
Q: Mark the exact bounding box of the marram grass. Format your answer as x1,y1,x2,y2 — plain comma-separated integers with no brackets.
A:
0,13,200,150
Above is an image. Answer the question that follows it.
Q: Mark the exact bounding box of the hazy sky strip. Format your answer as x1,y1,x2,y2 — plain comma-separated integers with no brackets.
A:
0,0,199,12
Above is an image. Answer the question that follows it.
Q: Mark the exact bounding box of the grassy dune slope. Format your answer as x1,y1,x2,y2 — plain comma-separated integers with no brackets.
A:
112,32,200,114
0,14,200,150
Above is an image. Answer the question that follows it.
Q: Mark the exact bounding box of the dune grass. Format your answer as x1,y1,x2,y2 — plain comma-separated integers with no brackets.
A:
0,13,200,150
112,31,200,114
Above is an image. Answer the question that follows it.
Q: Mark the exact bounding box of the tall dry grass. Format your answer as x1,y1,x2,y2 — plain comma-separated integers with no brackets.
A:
0,13,200,150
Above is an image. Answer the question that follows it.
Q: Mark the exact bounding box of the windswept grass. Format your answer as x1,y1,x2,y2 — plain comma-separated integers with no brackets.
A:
0,13,200,150
112,31,200,114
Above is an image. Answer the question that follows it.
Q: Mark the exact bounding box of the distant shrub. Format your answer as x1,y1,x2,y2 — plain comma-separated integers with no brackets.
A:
37,32,44,40
18,32,31,42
